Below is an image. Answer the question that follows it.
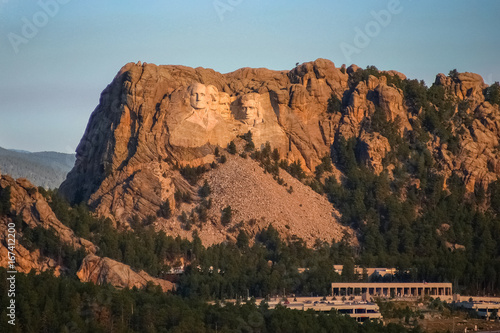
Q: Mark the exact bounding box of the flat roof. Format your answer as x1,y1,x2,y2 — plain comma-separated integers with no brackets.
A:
331,282,452,288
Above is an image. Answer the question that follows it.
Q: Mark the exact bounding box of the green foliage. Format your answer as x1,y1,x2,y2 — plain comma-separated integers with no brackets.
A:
419,90,458,151
448,69,459,80
287,160,306,181
486,82,500,105
175,189,192,206
402,79,428,112
327,94,342,114
195,198,212,224
236,230,249,249
227,141,237,155
239,130,253,142
0,267,412,333
333,136,358,175
426,84,446,108
377,300,423,322
177,225,361,299
221,206,232,226
219,154,227,163
307,178,324,194
0,185,11,216
47,191,194,277
489,181,500,215
157,199,172,219
271,148,280,162
326,126,500,293
244,141,255,152
315,154,333,179
252,142,281,179
19,223,86,276
348,65,405,91
370,107,404,149
198,180,211,198
239,131,256,152
179,164,206,185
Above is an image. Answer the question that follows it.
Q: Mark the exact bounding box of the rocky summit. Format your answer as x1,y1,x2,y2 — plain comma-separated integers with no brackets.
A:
59,59,500,244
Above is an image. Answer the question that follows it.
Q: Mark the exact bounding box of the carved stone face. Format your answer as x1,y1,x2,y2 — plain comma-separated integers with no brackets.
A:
207,85,219,112
241,99,259,122
218,93,232,120
189,83,208,110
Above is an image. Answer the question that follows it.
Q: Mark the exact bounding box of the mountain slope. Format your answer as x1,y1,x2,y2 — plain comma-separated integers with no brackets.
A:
0,174,174,291
152,153,350,246
0,147,75,188
59,59,500,250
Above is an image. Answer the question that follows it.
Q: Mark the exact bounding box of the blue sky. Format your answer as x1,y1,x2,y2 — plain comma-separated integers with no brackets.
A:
0,0,499,152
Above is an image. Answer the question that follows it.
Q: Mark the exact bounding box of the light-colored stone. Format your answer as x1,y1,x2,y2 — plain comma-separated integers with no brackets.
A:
358,131,391,175
0,175,96,274
59,60,500,239
77,254,174,292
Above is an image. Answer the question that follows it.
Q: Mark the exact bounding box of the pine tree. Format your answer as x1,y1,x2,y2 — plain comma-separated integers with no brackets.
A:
221,206,232,226
227,141,237,155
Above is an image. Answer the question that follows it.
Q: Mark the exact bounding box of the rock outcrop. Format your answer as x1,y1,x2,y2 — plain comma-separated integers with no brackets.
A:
77,254,174,292
0,175,96,252
431,74,500,191
0,174,96,274
0,220,63,275
357,131,391,175
435,72,487,101
59,59,500,243
60,59,350,226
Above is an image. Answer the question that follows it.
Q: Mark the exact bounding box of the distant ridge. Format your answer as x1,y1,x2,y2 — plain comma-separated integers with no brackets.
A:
0,146,75,189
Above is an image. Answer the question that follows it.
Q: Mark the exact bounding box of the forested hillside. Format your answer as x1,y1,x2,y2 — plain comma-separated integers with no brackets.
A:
0,147,75,188
0,184,418,332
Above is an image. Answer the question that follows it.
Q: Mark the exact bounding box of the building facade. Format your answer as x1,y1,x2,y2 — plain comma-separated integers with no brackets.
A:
331,282,452,298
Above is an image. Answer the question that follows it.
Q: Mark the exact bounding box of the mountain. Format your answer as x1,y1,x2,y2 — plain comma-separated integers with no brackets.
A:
0,174,174,291
59,59,500,246
0,147,75,189
2,60,500,332
0,174,95,275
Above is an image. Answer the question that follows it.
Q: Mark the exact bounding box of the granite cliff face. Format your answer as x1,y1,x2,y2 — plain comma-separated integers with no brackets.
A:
0,173,95,274
77,254,175,292
0,174,96,251
0,173,176,290
59,59,354,241
59,59,500,242
60,59,349,206
431,73,500,192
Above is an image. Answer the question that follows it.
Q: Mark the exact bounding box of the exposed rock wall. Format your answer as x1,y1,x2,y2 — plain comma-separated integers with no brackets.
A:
0,175,95,252
432,74,500,191
60,59,352,225
59,59,500,240
77,254,174,292
0,175,95,274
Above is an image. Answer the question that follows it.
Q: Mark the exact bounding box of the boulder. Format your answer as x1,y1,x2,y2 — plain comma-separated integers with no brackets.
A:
77,254,174,292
